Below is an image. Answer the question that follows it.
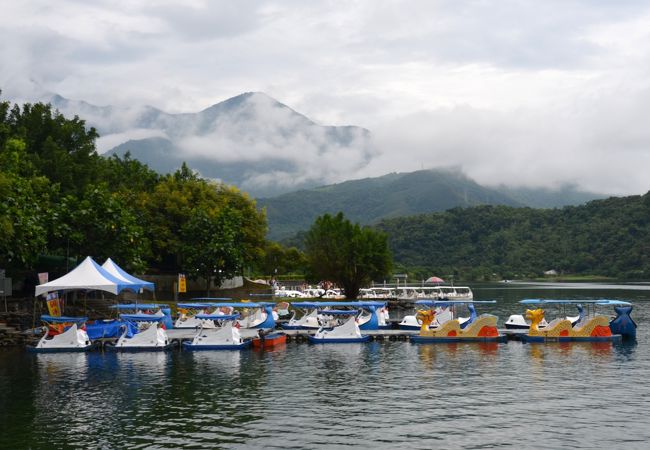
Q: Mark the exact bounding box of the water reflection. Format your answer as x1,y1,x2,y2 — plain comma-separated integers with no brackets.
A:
36,352,89,381
189,350,242,377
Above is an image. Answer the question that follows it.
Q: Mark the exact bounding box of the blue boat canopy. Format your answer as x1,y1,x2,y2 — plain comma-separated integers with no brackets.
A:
520,299,632,306
416,300,496,307
195,313,240,320
185,302,263,308
41,315,88,323
111,303,167,309
317,309,359,315
290,301,387,308
119,313,165,322
177,303,214,308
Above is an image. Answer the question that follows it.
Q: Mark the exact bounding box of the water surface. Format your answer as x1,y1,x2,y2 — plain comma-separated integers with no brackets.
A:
1,283,648,449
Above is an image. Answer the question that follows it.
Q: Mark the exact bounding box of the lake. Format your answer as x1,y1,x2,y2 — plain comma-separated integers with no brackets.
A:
1,283,649,449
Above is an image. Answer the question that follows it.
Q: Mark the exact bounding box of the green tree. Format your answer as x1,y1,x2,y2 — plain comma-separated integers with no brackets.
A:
180,208,244,295
50,184,150,271
305,212,392,299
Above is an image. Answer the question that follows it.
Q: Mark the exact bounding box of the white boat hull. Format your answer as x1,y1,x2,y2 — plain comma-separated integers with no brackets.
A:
34,324,91,351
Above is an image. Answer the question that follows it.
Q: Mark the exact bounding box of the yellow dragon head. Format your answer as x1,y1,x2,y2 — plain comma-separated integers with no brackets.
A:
525,309,545,332
416,309,436,332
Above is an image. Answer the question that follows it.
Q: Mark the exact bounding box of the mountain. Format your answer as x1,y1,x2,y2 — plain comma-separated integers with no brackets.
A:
49,92,373,197
258,168,605,241
375,192,650,279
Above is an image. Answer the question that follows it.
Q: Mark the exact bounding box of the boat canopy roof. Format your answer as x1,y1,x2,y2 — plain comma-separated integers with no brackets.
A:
520,299,632,306
416,300,495,307
41,315,87,323
119,313,164,322
291,301,387,309
111,303,166,309
317,309,359,315
184,302,263,308
177,303,213,308
195,313,240,320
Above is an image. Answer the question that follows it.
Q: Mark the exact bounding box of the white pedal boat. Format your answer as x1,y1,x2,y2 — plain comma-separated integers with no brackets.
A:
183,314,250,350
107,314,170,351
308,310,370,344
28,315,92,353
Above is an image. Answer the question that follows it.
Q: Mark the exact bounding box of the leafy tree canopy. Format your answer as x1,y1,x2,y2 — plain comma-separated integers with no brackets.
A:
305,212,392,299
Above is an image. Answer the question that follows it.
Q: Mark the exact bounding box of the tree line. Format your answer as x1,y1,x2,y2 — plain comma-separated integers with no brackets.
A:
376,195,650,281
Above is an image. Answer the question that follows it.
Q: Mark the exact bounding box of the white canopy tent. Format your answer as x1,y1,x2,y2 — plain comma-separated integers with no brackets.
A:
101,258,155,292
35,256,135,297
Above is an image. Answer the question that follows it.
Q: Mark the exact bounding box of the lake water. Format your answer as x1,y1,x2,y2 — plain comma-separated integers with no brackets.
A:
1,283,649,449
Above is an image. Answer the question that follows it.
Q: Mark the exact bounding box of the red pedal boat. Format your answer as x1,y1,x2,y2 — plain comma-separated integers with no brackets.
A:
252,332,287,349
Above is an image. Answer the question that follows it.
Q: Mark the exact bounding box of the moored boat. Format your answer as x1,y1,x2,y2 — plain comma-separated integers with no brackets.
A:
517,299,636,343
410,300,506,343
252,330,287,349
182,314,251,350
28,315,92,353
106,314,170,351
308,309,371,344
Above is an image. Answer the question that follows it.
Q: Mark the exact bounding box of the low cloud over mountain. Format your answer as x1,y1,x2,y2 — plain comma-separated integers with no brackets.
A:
49,92,374,196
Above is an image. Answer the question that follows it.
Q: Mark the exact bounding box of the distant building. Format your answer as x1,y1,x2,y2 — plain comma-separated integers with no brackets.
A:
544,269,558,276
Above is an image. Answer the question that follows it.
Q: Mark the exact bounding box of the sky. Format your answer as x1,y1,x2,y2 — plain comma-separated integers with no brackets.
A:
2,0,650,195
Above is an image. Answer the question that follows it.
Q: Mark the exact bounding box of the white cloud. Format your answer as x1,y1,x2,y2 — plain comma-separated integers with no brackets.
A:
1,0,650,195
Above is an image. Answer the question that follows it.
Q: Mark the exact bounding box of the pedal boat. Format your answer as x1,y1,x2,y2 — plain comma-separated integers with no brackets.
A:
308,309,371,344
281,302,322,330
86,303,172,340
174,302,230,329
289,301,391,331
252,330,287,349
182,314,251,350
518,299,636,343
106,314,170,351
506,299,581,330
228,302,276,329
399,301,472,331
28,315,92,353
410,300,506,343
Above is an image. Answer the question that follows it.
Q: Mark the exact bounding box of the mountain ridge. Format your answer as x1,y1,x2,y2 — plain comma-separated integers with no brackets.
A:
258,168,606,241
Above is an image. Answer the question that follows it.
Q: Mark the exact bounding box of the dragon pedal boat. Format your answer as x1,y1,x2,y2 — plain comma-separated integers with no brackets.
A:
410,301,506,343
518,299,636,343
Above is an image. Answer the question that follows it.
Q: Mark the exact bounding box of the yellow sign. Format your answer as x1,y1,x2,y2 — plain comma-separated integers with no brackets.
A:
178,274,187,293
46,297,61,317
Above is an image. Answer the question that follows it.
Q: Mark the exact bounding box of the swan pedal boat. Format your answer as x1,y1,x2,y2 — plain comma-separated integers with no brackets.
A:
174,299,232,329
182,313,251,350
105,314,170,351
28,315,92,353
410,300,506,343
518,299,636,343
283,301,390,331
308,309,371,344
190,301,276,329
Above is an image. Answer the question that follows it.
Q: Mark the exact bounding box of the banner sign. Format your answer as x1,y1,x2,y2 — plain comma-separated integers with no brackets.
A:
38,272,49,285
178,274,187,293
46,292,62,317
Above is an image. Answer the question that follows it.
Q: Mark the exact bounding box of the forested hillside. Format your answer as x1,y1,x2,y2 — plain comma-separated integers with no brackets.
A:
376,194,650,280
260,169,603,240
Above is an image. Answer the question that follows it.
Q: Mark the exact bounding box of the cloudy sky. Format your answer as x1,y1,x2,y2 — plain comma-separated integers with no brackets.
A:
2,0,650,195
